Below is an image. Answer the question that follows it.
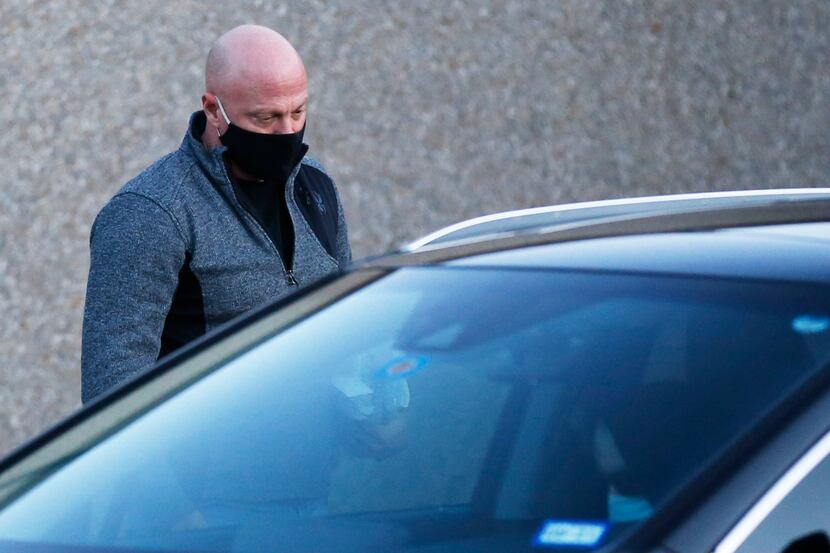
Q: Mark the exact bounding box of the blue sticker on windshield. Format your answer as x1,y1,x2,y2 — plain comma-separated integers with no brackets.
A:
792,315,830,335
374,355,430,381
533,520,608,548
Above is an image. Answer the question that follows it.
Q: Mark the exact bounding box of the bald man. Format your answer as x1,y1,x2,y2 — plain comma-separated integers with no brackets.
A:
81,26,351,403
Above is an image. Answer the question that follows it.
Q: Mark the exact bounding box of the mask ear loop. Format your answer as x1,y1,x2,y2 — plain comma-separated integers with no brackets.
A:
214,96,231,136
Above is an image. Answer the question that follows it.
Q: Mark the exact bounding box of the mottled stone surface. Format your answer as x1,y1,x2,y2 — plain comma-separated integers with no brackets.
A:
0,1,828,453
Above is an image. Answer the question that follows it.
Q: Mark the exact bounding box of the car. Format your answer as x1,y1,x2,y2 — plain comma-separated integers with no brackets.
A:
0,189,828,553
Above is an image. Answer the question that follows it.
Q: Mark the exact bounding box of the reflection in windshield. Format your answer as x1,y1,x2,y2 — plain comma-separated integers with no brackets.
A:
0,267,828,552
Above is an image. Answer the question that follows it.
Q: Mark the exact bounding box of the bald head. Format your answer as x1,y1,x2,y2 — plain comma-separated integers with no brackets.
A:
202,25,309,145
205,25,305,95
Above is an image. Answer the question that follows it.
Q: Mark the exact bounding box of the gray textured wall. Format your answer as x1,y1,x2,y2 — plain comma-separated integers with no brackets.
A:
0,0,828,453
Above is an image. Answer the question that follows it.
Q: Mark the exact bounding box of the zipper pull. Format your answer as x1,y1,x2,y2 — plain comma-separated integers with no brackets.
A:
287,269,298,286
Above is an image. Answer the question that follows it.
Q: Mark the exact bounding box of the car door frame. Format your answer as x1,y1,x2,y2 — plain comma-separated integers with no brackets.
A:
654,369,830,553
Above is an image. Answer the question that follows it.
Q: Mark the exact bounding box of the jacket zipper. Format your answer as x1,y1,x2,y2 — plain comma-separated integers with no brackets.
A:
224,169,299,287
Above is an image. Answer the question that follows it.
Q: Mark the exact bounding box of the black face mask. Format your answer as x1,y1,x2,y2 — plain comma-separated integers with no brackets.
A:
216,96,308,183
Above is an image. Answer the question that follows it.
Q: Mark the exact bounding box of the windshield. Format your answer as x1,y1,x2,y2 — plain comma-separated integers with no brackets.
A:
0,266,829,552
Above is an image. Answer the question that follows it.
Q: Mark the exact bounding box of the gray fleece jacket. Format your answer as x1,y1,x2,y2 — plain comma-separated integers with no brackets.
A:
81,112,350,403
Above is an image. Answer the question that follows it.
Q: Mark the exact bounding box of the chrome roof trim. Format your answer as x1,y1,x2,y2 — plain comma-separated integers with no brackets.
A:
371,199,830,269
713,426,830,553
402,189,830,252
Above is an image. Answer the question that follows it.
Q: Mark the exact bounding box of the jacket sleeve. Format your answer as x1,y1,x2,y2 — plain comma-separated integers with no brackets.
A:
81,192,187,403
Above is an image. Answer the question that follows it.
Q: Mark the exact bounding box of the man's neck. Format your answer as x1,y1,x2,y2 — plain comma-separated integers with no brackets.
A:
201,121,222,149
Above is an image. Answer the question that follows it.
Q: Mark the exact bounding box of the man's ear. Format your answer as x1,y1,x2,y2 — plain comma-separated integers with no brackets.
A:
202,94,222,129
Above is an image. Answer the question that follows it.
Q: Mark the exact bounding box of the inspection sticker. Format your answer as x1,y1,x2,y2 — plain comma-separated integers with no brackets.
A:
533,520,609,548
374,355,430,381
792,315,830,335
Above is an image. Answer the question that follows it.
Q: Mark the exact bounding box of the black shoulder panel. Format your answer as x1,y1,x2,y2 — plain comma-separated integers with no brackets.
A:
159,252,206,359
294,164,339,258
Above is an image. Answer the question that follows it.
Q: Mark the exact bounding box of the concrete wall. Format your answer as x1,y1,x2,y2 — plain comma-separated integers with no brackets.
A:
0,0,828,452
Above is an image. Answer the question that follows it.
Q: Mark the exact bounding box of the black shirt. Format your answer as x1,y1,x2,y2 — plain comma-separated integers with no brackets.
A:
232,177,295,269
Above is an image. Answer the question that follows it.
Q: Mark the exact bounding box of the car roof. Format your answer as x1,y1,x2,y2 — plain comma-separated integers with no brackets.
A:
374,189,830,284
447,223,830,284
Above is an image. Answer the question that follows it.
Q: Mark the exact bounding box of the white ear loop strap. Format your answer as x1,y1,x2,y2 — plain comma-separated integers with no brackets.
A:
215,96,231,125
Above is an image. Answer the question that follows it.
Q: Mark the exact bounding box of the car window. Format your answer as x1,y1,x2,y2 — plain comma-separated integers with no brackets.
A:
0,267,828,553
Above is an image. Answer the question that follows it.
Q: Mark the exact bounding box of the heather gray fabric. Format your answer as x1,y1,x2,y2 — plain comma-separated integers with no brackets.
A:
81,112,350,403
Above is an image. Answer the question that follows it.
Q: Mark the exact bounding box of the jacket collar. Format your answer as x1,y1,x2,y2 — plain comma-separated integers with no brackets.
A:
179,111,232,185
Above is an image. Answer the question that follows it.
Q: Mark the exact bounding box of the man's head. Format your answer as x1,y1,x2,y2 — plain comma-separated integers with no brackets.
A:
202,25,307,144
